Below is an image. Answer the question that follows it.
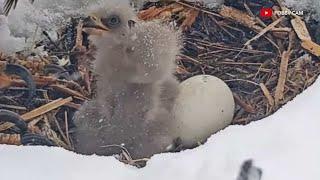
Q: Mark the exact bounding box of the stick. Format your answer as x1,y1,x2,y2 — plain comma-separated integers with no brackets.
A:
0,97,73,132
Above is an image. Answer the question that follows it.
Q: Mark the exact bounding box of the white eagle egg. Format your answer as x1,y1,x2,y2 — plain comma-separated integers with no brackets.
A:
173,75,235,147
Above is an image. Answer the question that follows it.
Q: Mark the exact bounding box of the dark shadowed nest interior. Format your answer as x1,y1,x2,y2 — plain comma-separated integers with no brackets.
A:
0,0,319,166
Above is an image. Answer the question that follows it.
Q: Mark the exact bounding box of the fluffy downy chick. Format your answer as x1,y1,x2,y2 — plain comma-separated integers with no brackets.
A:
87,4,180,85
73,1,181,159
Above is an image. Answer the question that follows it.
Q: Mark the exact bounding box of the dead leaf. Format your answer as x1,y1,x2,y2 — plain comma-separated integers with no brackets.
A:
181,9,199,31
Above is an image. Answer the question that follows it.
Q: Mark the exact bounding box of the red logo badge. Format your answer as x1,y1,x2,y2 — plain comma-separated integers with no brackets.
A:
260,8,273,18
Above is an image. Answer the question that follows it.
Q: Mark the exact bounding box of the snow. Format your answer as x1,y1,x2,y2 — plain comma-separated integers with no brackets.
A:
285,0,320,19
0,0,122,53
1,64,320,179
0,15,25,53
187,0,224,8
0,0,102,38
0,0,320,179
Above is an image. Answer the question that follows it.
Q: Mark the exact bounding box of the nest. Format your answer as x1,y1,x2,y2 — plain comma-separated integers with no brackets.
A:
139,0,320,123
0,0,319,166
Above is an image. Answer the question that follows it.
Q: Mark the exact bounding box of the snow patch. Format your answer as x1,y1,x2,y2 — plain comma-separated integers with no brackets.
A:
0,15,25,53
0,0,102,38
285,0,320,19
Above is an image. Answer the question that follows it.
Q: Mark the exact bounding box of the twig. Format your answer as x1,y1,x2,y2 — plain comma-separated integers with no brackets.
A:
50,84,88,100
0,97,73,131
64,111,71,148
225,79,260,86
259,83,274,107
274,50,292,106
53,114,71,148
233,94,255,113
0,104,27,111
244,16,285,46
219,5,262,31
28,116,44,127
176,1,221,18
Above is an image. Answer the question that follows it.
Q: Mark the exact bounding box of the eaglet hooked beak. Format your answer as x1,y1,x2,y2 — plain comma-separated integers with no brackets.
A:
83,15,110,36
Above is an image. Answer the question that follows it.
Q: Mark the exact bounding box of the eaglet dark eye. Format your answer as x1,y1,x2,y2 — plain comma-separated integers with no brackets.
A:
101,15,121,29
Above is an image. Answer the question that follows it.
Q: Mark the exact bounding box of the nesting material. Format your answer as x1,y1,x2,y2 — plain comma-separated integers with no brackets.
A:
173,75,234,147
